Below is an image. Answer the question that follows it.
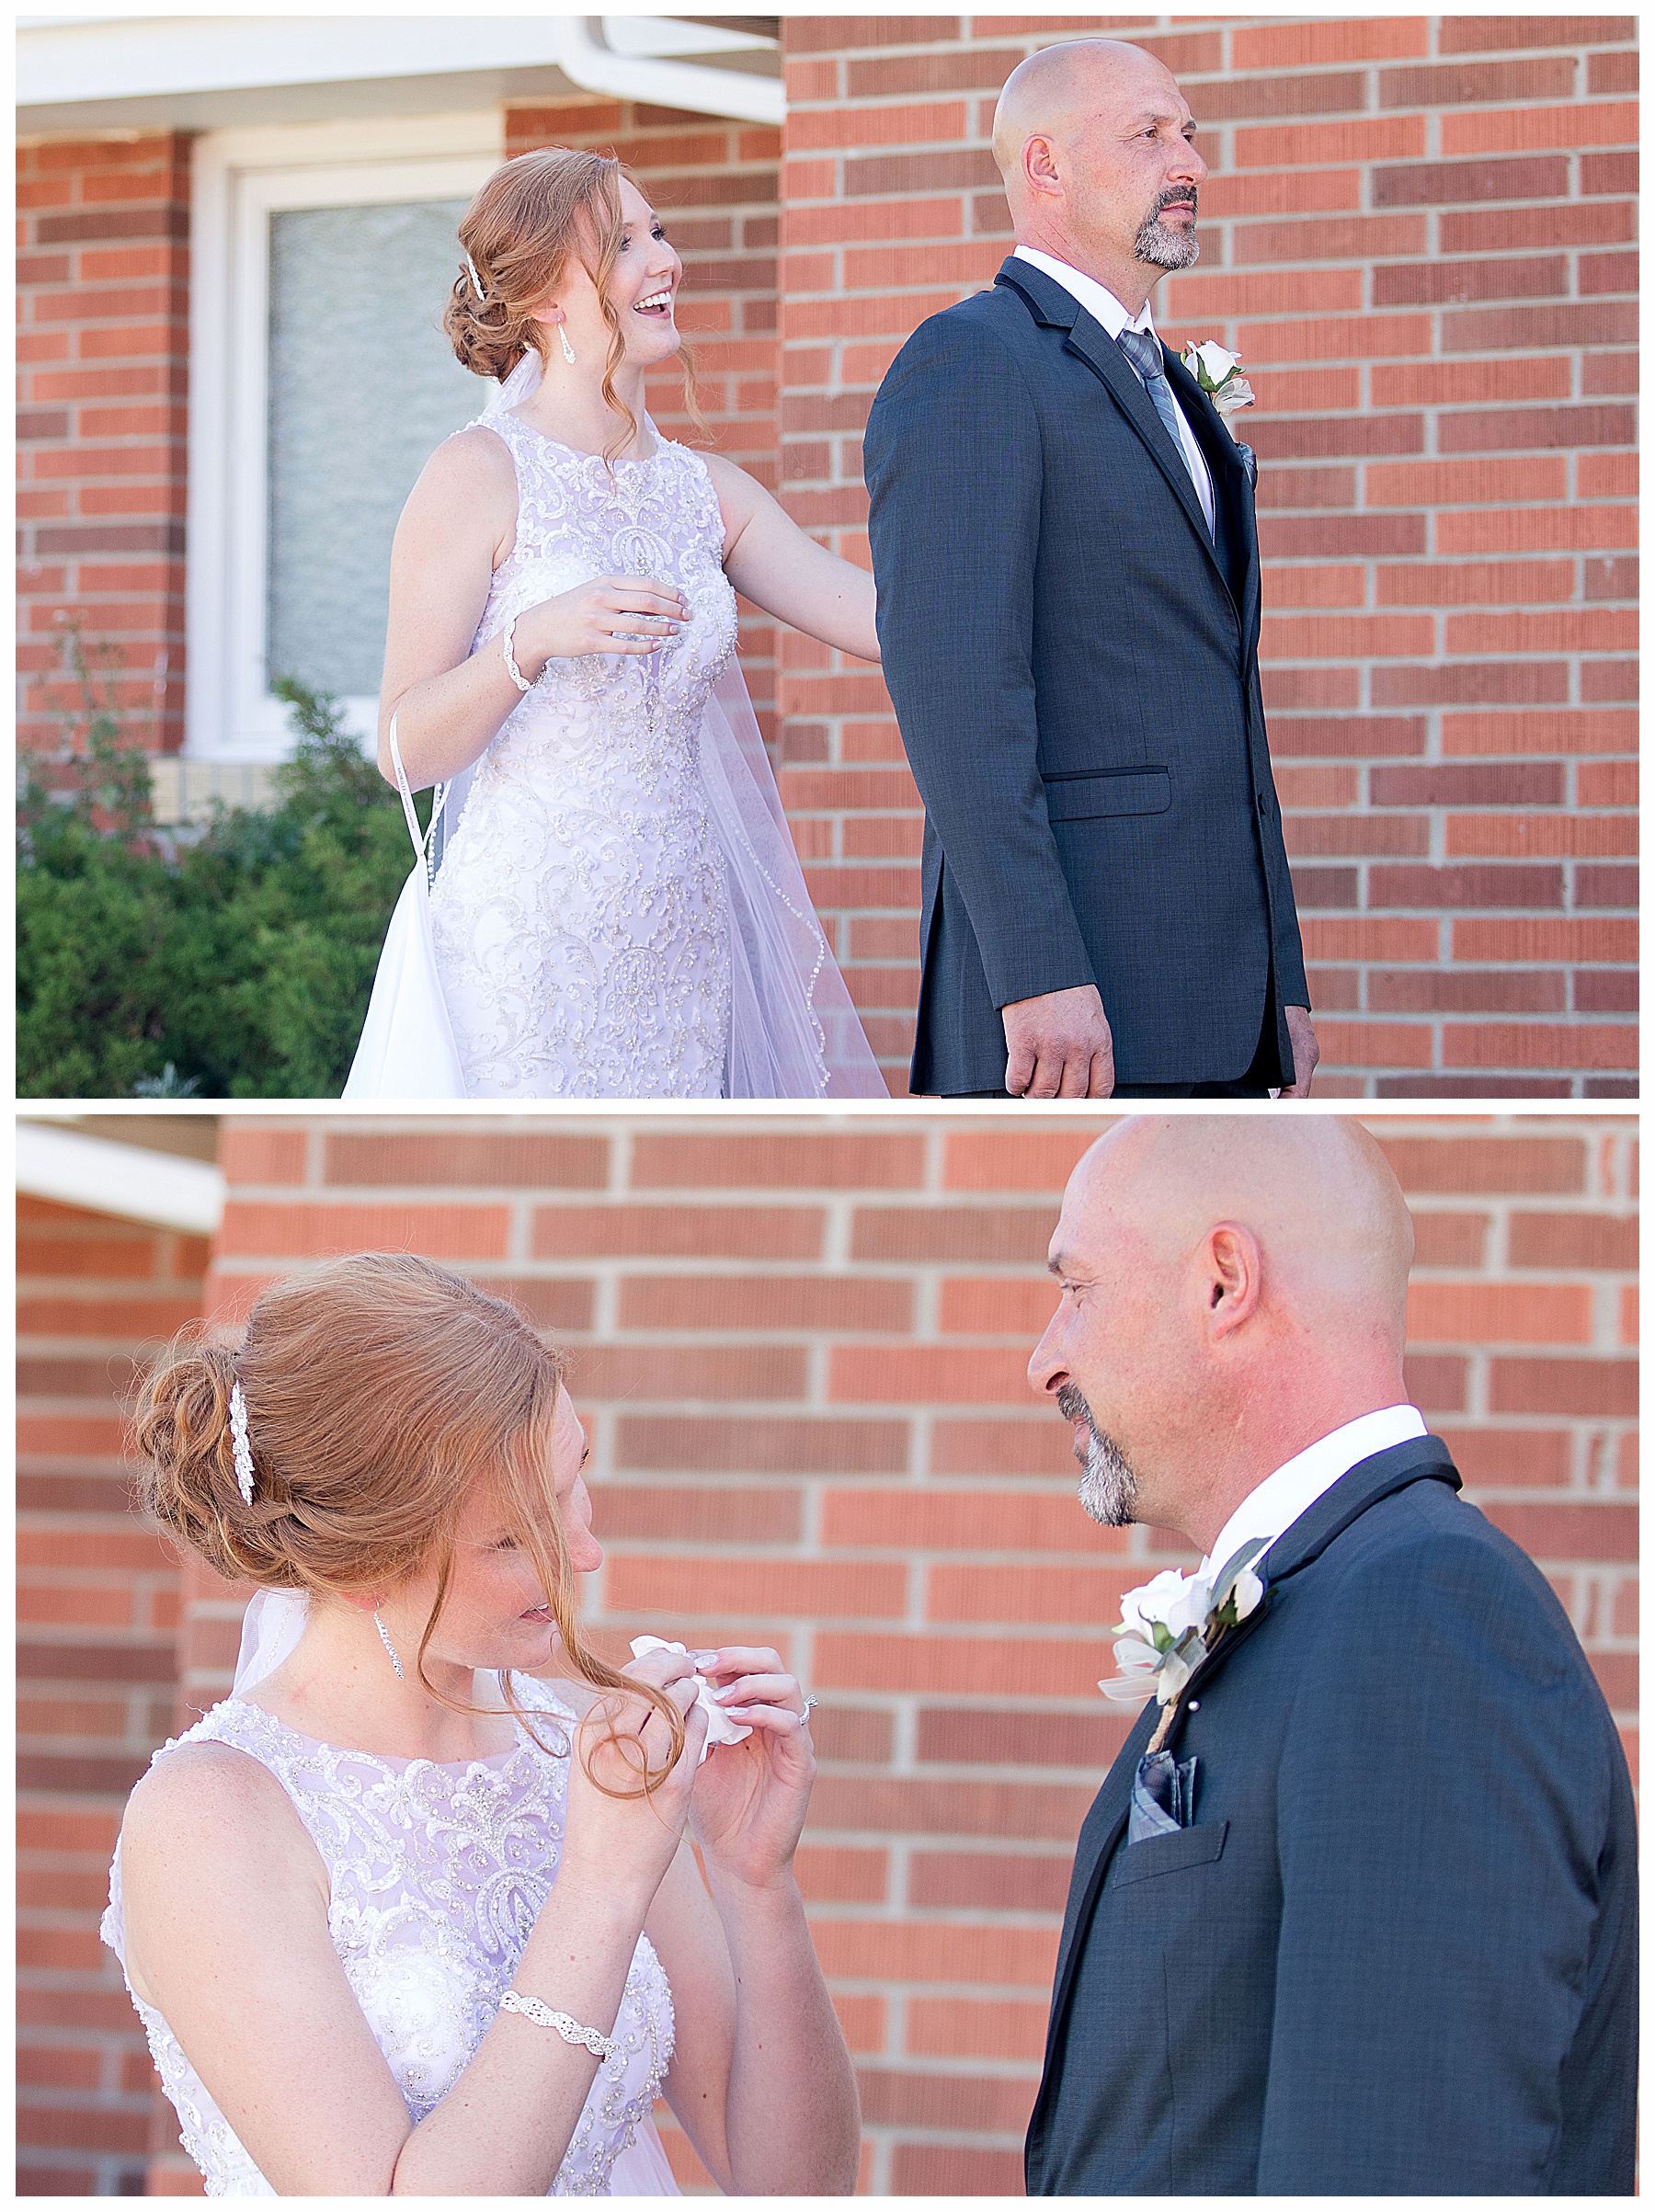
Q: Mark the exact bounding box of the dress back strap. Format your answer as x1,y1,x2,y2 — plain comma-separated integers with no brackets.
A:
386,713,449,883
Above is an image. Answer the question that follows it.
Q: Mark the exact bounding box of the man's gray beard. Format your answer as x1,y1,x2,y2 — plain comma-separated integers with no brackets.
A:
1056,1382,1140,1528
1135,189,1200,271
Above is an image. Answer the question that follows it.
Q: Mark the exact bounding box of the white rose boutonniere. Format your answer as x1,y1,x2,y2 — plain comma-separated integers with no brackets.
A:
1101,1536,1271,1749
1181,339,1255,439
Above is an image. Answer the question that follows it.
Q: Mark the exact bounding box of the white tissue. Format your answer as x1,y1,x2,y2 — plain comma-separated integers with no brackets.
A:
630,1636,754,1765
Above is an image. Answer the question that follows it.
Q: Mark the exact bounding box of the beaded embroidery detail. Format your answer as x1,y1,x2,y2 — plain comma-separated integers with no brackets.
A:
428,416,740,1100
100,1675,675,2196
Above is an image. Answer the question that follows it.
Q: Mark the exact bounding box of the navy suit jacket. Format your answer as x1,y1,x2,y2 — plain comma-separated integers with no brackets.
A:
1024,1438,1638,2194
864,257,1307,1094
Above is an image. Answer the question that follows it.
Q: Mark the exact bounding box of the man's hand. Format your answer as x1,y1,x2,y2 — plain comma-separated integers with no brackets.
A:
1001,986,1114,1098
1282,1005,1318,1098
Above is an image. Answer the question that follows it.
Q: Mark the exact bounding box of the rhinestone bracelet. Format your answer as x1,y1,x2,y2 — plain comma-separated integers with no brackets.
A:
498,1989,620,2061
501,615,533,693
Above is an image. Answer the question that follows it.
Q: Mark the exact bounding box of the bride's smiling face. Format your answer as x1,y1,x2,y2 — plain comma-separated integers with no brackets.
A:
551,177,684,370
386,1388,603,1675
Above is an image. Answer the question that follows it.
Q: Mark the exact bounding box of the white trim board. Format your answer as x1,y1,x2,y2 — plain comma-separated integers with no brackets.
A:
186,110,504,761
17,1124,227,1236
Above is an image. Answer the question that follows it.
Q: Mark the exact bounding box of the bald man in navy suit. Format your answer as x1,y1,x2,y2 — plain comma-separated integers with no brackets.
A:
866,40,1316,1100
1022,1119,1636,2193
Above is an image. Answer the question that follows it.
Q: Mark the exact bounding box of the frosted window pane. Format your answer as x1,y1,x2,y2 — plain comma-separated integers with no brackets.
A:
267,200,480,701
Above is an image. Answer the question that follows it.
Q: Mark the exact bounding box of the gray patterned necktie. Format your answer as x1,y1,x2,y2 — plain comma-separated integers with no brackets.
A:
1115,325,1209,532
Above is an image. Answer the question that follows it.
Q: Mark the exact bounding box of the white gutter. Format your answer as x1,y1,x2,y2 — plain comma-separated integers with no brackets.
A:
554,17,782,128
17,1124,225,1237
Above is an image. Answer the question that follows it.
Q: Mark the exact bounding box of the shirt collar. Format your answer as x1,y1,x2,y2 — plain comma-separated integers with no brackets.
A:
1012,245,1156,342
1201,1406,1429,1581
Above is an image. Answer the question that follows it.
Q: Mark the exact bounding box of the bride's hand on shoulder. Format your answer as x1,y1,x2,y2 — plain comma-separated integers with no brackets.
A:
514,576,688,668
558,1644,706,1908
687,1645,816,1890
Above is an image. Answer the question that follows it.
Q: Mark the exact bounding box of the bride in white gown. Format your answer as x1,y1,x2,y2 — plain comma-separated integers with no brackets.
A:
346,147,886,1100
102,1254,860,2195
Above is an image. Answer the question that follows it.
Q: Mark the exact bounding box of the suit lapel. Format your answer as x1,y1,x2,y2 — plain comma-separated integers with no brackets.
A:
996,262,1225,585
1044,1697,1153,2040
1060,313,1218,558
1261,1434,1461,1584
1163,348,1260,642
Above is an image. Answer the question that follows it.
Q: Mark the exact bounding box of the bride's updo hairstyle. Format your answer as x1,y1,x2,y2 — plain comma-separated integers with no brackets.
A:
132,1251,684,1794
445,146,710,464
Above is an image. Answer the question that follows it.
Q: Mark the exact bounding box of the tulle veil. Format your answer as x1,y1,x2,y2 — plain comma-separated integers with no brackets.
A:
232,1585,309,1695
429,348,886,1100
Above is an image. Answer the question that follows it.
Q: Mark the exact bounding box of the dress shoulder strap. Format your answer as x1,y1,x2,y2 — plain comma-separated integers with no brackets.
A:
149,1696,330,1802
504,1670,582,1731
467,407,529,461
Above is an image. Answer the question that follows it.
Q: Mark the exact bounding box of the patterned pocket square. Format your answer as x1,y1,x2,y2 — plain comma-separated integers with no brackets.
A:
1128,1749,1198,1842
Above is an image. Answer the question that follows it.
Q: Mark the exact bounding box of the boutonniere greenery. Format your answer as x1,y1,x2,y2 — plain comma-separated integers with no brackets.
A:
1181,339,1256,439
1101,1537,1270,1752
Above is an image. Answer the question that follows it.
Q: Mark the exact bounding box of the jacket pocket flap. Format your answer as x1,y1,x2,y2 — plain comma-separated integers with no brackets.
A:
1110,1819,1228,1886
1044,768,1171,822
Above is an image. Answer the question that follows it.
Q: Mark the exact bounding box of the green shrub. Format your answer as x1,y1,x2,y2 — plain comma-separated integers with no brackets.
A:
17,640,425,1099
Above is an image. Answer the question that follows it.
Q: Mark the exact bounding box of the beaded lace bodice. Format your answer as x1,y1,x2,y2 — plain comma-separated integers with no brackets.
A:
428,412,740,1100
100,1675,676,2197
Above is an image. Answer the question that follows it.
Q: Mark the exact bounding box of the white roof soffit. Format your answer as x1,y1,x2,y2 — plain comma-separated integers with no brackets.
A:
17,1123,226,1237
17,14,782,136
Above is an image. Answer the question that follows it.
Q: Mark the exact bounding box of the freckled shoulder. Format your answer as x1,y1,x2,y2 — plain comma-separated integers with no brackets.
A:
398,421,519,568
420,420,519,495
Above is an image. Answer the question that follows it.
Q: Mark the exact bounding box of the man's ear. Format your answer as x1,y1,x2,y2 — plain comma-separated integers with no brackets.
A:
1022,132,1067,201
1204,1222,1262,1340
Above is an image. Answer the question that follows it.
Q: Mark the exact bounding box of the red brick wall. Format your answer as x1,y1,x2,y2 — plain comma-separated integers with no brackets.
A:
129,1111,1629,2195
17,1196,210,2196
19,27,1636,1096
17,133,191,767
773,16,1638,1096
505,98,784,745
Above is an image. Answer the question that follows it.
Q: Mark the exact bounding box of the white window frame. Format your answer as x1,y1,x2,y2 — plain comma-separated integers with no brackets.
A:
186,112,503,761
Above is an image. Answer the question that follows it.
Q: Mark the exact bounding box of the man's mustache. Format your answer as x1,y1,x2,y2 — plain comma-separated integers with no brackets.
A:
1153,187,1198,215
1055,1380,1092,1434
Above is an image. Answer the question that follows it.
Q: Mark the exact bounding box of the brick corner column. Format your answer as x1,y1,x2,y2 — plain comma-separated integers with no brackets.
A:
774,19,996,1091
17,131,191,768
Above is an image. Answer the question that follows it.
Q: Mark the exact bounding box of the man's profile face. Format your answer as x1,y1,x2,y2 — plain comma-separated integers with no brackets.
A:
1060,57,1207,276
1030,1146,1170,1526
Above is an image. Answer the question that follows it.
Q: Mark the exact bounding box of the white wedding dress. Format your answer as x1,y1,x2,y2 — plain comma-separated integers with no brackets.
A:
406,355,885,1100
101,1659,679,2196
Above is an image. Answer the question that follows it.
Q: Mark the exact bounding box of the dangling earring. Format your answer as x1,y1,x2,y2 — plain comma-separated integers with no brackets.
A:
558,320,576,366
374,1610,405,1682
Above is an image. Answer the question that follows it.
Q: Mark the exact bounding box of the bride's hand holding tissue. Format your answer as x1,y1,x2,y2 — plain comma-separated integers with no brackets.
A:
686,1646,818,1888
556,1640,706,1913
615,1637,858,2200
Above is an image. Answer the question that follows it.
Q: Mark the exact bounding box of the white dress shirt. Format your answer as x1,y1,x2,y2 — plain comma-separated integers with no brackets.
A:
1200,1405,1429,1581
1013,244,1215,532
